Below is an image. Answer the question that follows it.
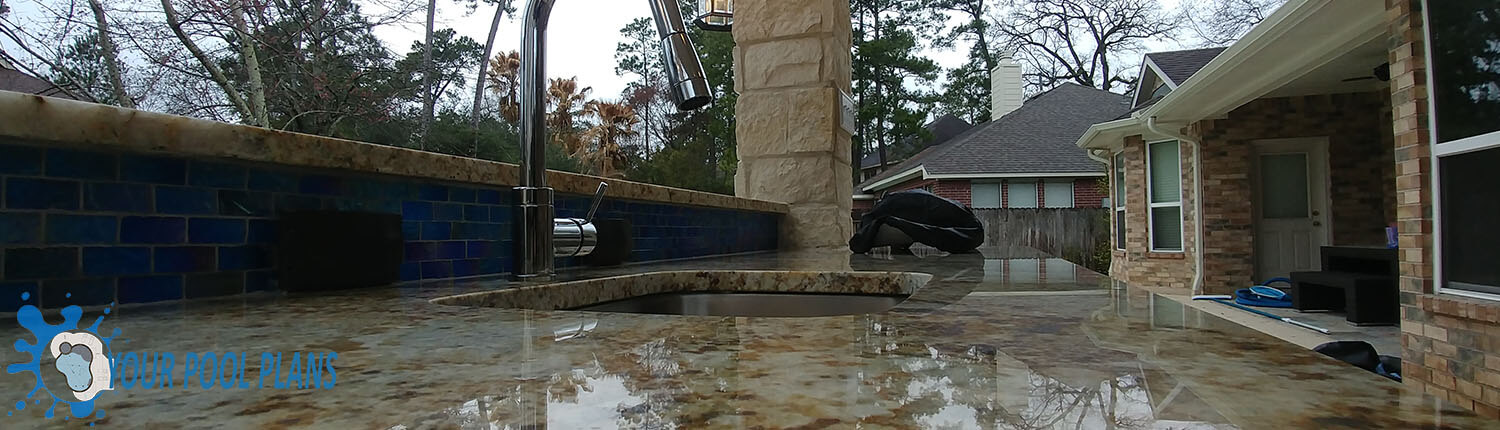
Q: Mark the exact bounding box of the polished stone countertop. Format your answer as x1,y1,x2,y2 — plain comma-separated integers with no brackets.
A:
0,248,1490,429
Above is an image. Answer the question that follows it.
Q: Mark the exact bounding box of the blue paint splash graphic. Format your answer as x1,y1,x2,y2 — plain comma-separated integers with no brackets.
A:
6,291,115,423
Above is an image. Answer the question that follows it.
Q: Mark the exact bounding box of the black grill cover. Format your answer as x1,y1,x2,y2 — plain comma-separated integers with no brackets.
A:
849,189,984,253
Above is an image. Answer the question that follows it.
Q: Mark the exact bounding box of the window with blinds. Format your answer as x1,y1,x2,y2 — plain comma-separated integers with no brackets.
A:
1114,152,1126,250
970,183,1001,209
1007,180,1038,208
1044,181,1074,208
1147,141,1183,251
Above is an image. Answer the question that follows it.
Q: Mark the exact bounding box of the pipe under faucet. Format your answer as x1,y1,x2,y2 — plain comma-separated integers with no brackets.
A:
513,0,714,279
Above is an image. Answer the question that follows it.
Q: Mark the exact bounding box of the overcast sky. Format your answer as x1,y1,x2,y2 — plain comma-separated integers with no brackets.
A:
4,0,1190,101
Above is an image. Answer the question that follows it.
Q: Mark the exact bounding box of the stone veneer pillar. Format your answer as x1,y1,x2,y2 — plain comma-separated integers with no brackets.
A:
731,0,854,249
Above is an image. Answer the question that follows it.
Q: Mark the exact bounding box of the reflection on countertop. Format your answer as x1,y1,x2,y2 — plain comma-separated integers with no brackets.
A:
0,248,1487,428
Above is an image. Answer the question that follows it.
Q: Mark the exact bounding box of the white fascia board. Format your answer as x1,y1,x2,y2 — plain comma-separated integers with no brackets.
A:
1076,117,1147,150
1143,57,1178,89
926,172,1106,180
860,166,926,192
1142,0,1384,123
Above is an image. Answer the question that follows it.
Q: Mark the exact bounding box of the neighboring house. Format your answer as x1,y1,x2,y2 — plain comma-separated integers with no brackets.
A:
0,56,92,101
857,114,973,183
853,61,1130,215
1078,0,1500,415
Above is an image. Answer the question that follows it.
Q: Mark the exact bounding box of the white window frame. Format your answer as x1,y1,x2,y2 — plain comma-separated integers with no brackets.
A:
1423,2,1500,302
1146,140,1184,252
1043,180,1074,208
1114,151,1127,250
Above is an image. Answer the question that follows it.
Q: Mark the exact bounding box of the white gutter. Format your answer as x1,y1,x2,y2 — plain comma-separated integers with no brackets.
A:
860,166,925,193
1146,116,1206,297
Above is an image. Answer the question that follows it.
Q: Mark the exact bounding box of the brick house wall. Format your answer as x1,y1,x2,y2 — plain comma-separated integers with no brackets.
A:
1109,135,1197,291
1387,0,1500,418
1073,177,1107,208
1181,91,1395,294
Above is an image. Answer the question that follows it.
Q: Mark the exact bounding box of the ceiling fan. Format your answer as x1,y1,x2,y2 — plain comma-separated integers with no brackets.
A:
1343,63,1392,82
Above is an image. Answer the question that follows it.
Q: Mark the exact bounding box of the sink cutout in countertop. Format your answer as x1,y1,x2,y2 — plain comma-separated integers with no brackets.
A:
429,271,933,317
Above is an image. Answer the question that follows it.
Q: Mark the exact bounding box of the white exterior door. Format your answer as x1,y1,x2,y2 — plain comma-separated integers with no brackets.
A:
1254,138,1331,282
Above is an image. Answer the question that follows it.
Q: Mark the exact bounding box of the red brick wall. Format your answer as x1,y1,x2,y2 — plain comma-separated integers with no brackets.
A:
1073,177,1106,208
934,180,971,206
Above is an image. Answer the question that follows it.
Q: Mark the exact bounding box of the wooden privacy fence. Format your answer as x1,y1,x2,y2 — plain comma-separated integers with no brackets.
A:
972,208,1110,271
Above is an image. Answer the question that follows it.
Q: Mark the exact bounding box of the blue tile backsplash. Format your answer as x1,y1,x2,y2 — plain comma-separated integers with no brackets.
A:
0,140,780,308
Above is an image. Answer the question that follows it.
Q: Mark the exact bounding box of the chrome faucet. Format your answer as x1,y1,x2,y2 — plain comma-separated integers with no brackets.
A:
513,0,714,279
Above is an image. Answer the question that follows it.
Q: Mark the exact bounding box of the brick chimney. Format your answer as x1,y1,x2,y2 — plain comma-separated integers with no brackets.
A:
990,57,1023,120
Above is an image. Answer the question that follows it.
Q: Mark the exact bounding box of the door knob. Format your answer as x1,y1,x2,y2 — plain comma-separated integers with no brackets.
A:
1312,210,1320,216
1313,221,1322,227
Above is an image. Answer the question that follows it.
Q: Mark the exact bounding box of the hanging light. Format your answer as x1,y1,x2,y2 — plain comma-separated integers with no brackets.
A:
696,0,733,32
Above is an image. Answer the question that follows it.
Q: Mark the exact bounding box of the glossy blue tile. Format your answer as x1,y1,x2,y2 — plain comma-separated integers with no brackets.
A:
45,148,116,180
83,247,152,276
476,189,502,204
402,201,433,221
42,279,114,307
154,246,215,273
84,182,152,212
399,262,420,281
489,206,511,223
0,213,41,244
421,222,451,240
466,241,497,259
464,205,488,222
435,241,466,260
434,203,463,221
4,247,78,279
299,175,343,195
120,155,185,184
218,245,269,271
452,259,483,277
246,220,276,244
189,162,247,189
275,194,323,212
117,275,183,303
449,187,476,202
46,214,116,244
247,170,299,192
121,216,186,244
6,177,79,210
418,184,447,201
189,218,246,244
419,261,452,279
156,186,217,214
218,191,272,216
401,221,421,240
0,144,43,175
0,281,39,311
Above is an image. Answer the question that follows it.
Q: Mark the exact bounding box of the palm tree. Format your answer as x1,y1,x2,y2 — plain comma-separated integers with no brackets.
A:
485,50,523,122
581,100,640,178
546,77,592,157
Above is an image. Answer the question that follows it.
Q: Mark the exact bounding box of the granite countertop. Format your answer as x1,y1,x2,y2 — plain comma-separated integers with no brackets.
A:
0,249,1489,429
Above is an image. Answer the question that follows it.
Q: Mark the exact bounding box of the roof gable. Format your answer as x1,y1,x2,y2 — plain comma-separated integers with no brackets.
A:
859,84,1129,191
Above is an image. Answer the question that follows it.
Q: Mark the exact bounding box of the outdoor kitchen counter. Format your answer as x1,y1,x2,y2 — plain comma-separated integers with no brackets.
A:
0,249,1488,429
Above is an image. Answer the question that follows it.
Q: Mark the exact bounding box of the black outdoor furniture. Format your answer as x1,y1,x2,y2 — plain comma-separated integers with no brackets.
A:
1289,246,1399,326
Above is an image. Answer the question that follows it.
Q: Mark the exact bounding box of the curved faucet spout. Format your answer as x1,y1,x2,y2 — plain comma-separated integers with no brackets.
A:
513,0,714,279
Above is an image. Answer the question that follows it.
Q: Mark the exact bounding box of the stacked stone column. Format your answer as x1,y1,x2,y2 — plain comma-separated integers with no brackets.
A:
731,0,853,249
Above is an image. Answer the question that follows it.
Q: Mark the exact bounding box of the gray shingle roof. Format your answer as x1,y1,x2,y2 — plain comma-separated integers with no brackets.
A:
858,83,1130,191
859,114,973,169
1145,47,1227,86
